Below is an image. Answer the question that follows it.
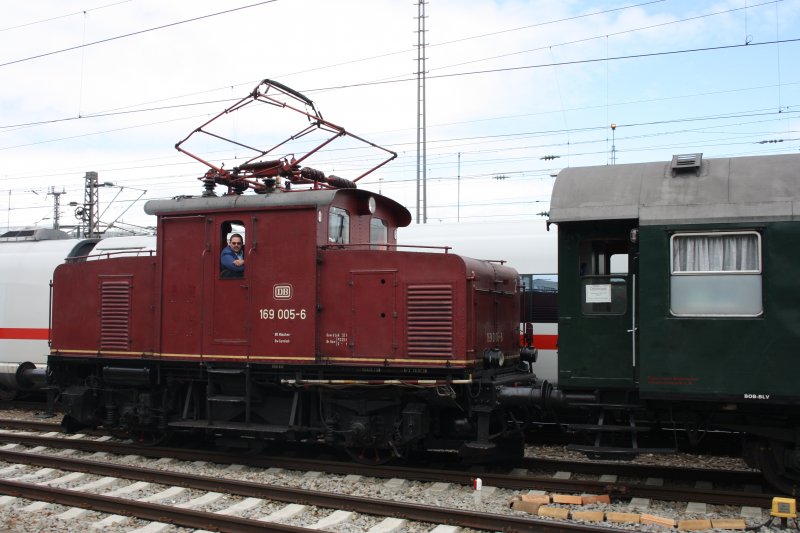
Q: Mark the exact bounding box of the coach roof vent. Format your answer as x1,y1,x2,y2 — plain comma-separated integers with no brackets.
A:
670,153,703,176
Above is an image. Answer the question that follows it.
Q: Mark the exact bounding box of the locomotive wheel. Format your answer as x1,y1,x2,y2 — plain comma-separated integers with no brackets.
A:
750,439,800,495
136,429,170,446
345,445,401,465
108,427,170,447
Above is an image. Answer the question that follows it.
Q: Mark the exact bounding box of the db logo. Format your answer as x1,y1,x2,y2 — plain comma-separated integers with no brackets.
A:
273,284,292,300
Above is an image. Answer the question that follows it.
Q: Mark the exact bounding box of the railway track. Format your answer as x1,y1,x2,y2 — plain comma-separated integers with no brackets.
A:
0,439,636,533
0,417,764,487
0,419,777,510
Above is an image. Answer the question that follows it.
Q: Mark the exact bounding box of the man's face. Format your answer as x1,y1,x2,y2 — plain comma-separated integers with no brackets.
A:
230,238,243,250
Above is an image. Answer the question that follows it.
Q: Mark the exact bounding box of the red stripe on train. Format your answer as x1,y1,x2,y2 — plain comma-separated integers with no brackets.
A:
0,328,50,341
534,334,558,350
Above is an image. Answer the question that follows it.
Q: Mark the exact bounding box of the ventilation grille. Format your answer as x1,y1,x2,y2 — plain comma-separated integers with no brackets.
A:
100,278,131,350
671,153,703,175
406,284,453,358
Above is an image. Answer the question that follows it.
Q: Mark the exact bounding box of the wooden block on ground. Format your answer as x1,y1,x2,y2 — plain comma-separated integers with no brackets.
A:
572,510,605,522
538,506,570,520
520,494,551,504
606,512,640,524
581,494,611,505
641,513,676,528
711,519,747,530
677,519,713,530
510,500,542,514
552,494,583,505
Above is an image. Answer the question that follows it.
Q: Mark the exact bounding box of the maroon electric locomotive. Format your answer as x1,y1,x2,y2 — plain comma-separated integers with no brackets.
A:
47,80,539,461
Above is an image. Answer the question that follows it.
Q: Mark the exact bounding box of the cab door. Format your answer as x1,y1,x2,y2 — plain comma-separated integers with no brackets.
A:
207,219,250,356
557,221,638,389
160,215,206,357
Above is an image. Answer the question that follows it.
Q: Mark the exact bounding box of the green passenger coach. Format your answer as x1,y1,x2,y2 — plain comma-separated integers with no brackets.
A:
547,152,800,492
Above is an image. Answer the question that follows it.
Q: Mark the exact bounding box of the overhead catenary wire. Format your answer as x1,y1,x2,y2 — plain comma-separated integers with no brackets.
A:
0,0,133,33
1,1,797,228
1,1,791,132
0,0,279,69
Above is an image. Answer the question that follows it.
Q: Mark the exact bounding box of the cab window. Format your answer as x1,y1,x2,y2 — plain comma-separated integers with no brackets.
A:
220,220,246,279
329,207,350,244
370,218,388,249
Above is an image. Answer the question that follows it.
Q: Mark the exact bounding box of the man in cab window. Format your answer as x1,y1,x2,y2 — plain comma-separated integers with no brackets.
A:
220,234,245,278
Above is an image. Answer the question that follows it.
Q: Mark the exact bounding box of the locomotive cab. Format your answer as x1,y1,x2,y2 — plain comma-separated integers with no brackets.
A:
143,189,411,362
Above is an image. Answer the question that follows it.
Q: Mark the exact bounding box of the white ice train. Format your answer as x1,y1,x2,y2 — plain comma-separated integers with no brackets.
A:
0,229,156,398
398,219,560,383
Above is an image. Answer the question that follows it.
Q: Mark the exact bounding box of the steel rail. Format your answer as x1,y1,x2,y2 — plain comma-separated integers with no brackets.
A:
0,428,773,502
0,431,777,509
0,419,764,487
0,449,621,533
0,478,310,533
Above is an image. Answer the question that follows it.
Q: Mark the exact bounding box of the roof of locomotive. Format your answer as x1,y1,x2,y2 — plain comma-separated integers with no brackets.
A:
144,187,412,226
549,152,800,225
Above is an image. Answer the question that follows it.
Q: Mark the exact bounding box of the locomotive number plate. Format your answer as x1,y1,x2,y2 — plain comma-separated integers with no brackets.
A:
259,308,307,320
486,331,504,343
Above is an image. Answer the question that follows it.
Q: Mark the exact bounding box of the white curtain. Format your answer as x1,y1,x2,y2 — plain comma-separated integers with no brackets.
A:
673,233,759,272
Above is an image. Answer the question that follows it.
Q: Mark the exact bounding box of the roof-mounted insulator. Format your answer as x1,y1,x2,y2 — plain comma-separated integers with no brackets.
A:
671,153,703,177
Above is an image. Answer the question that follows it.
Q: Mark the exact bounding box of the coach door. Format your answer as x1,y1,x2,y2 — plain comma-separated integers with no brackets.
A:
557,222,638,389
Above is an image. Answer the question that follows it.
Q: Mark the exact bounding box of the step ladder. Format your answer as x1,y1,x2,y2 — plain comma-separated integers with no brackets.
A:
206,365,251,425
566,409,675,458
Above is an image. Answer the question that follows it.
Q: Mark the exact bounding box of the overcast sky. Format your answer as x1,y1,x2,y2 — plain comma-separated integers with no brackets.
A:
1,0,798,233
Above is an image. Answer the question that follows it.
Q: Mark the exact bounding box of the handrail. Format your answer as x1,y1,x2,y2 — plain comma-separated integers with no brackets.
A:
65,249,156,262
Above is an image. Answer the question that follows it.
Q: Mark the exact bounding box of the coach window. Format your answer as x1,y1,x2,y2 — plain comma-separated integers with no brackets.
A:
670,231,762,317
329,207,350,244
370,218,388,249
579,239,628,315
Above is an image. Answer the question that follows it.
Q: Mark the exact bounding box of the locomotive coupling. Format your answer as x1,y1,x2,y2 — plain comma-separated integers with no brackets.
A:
496,381,598,412
0,362,46,392
496,381,551,407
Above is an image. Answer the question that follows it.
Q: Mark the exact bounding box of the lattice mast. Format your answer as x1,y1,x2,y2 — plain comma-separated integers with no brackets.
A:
415,0,428,223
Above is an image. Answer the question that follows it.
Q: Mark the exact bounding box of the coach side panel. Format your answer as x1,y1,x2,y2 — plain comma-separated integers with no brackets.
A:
638,222,800,401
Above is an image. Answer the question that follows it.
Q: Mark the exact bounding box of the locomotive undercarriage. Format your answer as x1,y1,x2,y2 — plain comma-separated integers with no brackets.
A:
48,357,539,463
550,388,800,494
48,357,800,492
